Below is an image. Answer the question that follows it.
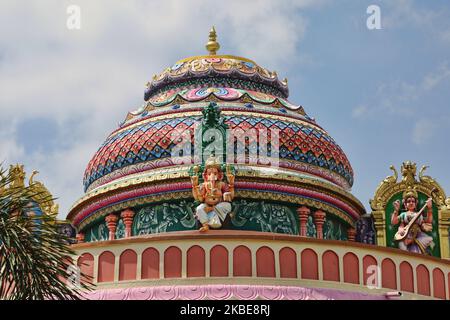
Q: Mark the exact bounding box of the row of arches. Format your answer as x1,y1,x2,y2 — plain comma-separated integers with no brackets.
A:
77,245,449,299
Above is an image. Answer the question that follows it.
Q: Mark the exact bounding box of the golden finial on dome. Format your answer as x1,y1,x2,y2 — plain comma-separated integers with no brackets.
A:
206,26,220,55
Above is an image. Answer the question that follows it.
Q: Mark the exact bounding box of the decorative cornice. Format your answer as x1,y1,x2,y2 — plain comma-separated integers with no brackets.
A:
71,229,450,266
143,88,295,110
145,56,289,100
81,284,389,300
70,176,362,230
72,163,362,218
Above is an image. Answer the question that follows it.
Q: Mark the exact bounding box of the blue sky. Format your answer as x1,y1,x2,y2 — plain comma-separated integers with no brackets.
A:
0,0,449,218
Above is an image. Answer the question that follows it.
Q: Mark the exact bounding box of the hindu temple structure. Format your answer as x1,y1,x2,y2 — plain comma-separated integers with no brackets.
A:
65,28,450,300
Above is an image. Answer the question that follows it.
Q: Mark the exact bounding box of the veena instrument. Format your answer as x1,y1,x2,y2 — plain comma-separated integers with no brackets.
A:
394,203,428,241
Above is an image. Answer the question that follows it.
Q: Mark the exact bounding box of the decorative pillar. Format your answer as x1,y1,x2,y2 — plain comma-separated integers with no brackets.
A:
105,214,119,241
372,210,386,246
297,206,310,237
438,199,450,259
120,208,135,238
313,210,326,239
76,232,84,243
347,227,356,242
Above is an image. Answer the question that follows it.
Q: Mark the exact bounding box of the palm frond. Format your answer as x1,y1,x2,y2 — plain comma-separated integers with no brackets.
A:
0,166,93,300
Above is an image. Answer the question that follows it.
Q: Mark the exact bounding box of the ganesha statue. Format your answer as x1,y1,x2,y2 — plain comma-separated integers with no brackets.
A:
190,156,235,232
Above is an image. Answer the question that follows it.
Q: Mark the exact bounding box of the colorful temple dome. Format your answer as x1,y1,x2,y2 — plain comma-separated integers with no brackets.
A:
67,28,450,301
68,27,364,239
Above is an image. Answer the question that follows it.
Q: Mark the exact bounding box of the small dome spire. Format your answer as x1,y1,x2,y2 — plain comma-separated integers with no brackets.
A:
206,26,220,55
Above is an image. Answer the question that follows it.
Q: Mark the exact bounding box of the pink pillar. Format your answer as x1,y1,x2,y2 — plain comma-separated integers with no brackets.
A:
120,209,135,238
347,227,356,242
76,232,84,243
105,214,118,240
297,206,310,237
313,210,326,239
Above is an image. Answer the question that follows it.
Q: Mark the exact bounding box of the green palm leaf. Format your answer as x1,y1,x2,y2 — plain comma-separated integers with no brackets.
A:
0,166,93,300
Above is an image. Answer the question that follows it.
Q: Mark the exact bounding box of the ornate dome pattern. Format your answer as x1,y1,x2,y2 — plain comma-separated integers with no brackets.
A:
84,111,353,192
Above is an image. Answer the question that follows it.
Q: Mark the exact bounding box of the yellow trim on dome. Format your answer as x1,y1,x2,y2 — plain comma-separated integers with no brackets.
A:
69,163,363,228
80,163,359,207
175,54,257,66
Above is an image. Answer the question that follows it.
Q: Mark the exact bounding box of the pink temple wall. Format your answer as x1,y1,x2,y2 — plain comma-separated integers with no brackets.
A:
279,247,297,278
77,244,449,299
164,246,181,278
77,253,94,284
256,247,275,277
98,251,115,283
322,250,339,282
301,249,318,280
141,247,159,279
233,246,252,277
433,268,446,299
187,246,205,277
381,258,397,290
362,255,377,286
416,264,430,296
119,249,137,281
343,252,359,284
400,261,414,293
210,245,228,277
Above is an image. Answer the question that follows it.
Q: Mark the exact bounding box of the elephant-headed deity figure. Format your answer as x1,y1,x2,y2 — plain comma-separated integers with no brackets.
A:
190,155,235,232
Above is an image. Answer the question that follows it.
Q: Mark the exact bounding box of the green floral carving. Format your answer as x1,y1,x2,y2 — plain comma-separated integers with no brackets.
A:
231,200,298,235
132,200,196,236
306,215,316,238
85,220,108,242
323,217,347,241
115,219,125,239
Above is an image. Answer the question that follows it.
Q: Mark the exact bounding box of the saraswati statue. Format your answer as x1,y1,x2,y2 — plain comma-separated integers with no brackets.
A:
190,155,235,232
391,188,434,254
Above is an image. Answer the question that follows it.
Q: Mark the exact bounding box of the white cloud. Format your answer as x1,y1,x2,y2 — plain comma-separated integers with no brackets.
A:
440,29,450,45
412,119,436,145
352,105,369,119
354,60,450,147
355,61,450,117
382,0,438,28
423,62,450,91
381,0,450,46
0,123,25,163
